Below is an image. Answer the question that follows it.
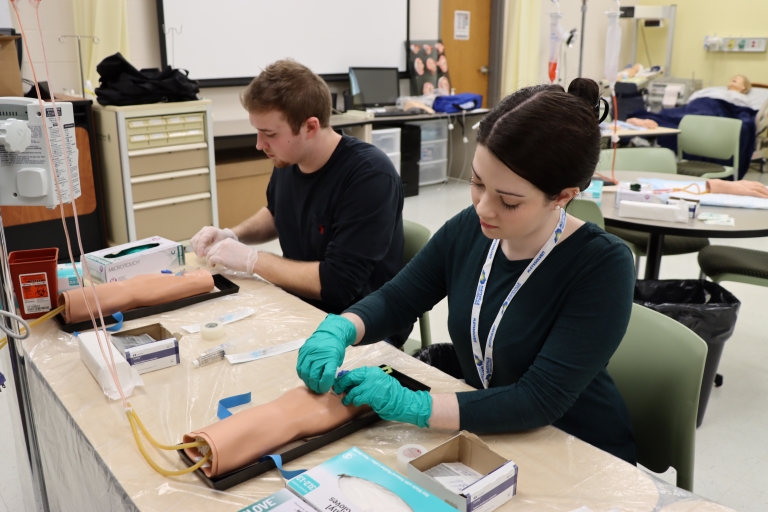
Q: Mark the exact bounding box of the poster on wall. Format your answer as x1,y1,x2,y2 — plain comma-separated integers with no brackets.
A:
406,40,451,96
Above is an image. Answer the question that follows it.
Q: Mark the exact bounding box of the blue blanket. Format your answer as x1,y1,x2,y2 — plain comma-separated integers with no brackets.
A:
629,98,756,179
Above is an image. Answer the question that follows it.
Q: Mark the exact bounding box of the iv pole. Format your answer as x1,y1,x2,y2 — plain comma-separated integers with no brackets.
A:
58,35,99,97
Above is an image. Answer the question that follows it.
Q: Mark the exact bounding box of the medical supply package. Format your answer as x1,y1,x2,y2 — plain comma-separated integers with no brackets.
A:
237,488,313,512
577,179,604,206
614,181,663,208
408,431,518,512
83,236,185,284
77,330,144,400
287,447,456,512
57,263,82,293
111,323,181,374
618,199,689,223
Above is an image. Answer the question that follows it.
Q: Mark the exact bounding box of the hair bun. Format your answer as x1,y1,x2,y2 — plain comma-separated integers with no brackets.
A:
567,78,600,108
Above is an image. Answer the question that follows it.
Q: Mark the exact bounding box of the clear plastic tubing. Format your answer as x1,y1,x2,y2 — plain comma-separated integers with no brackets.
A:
193,338,242,368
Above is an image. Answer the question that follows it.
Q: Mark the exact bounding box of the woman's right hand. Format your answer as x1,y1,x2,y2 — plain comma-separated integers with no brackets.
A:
296,314,358,393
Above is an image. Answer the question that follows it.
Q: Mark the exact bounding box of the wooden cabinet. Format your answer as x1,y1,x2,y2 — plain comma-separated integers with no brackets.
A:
92,100,217,244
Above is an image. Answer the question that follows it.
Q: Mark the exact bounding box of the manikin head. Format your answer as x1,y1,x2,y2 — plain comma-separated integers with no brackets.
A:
727,75,751,94
241,60,333,168
472,79,602,242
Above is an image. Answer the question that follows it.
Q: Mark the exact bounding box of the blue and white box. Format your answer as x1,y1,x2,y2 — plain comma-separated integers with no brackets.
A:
577,179,604,206
111,323,180,374
238,488,314,512
287,447,456,512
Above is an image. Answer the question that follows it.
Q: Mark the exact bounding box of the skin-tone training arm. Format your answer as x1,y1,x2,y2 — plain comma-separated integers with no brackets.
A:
341,312,461,430
707,179,768,198
230,207,279,244
230,207,323,300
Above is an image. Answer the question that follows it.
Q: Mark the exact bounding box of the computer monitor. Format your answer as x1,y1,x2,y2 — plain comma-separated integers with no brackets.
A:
348,67,399,109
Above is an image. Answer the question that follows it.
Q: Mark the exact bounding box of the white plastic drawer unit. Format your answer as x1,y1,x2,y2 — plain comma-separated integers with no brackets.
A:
387,152,401,175
420,139,448,162
407,119,449,141
419,159,448,186
371,127,401,154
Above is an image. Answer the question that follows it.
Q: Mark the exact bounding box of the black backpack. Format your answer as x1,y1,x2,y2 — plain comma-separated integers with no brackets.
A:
95,52,200,106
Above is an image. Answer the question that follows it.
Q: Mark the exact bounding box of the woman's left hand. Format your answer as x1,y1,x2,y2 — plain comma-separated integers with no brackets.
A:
333,367,433,428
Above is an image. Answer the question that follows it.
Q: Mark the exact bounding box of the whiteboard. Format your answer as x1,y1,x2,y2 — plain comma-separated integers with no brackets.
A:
159,0,408,84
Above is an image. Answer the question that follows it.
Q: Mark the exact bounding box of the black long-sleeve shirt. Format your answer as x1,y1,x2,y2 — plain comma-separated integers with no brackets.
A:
347,206,637,464
266,135,404,314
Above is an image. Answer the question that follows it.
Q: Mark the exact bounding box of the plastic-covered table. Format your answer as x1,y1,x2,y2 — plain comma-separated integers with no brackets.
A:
600,171,768,279
20,266,735,511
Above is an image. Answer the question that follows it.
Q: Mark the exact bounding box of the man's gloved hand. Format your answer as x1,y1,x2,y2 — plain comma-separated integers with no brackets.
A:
333,366,433,428
296,315,357,394
206,238,260,274
190,227,238,258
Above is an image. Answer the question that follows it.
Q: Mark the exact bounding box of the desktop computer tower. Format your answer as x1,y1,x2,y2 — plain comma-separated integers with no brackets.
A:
400,124,421,197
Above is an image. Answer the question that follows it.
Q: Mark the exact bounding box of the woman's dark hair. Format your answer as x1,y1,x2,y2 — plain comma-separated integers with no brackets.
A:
476,78,602,199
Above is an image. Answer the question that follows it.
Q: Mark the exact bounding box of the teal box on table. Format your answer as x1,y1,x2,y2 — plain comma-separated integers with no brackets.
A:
287,447,456,512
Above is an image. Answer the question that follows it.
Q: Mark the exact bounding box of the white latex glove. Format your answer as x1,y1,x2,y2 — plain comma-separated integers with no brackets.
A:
206,238,260,274
190,227,238,258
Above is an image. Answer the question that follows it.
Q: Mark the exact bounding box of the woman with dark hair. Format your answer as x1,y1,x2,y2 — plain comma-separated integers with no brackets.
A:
296,79,637,464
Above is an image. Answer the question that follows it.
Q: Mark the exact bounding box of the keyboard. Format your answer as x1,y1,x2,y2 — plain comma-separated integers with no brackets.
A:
373,110,417,118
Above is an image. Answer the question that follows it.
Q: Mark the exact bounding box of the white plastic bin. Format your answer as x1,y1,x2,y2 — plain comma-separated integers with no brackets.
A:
419,159,448,185
371,127,401,154
387,152,401,176
407,119,449,141
421,139,448,163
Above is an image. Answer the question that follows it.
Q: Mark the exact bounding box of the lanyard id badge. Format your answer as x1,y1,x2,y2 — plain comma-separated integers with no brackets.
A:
470,208,567,389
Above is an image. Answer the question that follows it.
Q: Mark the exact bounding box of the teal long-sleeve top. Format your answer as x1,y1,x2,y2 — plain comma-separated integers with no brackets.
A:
346,206,637,464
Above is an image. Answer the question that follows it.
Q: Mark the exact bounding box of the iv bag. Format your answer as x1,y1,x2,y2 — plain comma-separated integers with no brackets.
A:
604,10,622,91
548,12,563,83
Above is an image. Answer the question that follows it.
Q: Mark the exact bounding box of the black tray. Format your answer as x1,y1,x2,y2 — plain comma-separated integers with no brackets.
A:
55,274,240,333
178,365,431,490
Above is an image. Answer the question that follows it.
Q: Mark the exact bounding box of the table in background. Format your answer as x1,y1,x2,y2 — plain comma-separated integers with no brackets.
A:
21,263,734,511
600,171,768,279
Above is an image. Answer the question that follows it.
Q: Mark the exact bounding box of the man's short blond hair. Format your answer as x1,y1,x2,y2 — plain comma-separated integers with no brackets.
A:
241,60,332,134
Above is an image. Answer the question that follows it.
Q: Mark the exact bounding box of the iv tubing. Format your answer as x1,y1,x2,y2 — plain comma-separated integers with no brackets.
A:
11,1,212,477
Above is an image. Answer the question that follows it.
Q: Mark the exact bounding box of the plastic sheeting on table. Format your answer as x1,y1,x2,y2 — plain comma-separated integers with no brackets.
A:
22,267,736,511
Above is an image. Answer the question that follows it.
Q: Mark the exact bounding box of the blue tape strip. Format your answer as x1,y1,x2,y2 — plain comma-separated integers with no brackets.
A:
105,312,124,332
260,454,306,480
217,392,251,419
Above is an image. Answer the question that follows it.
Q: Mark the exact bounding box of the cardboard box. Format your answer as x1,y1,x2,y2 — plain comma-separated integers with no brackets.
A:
0,35,23,97
237,488,314,512
287,447,456,512
408,432,518,512
111,323,181,374
83,236,185,283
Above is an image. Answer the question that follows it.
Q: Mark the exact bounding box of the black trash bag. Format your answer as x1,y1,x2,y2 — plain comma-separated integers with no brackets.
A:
95,52,199,106
634,279,740,427
414,343,464,381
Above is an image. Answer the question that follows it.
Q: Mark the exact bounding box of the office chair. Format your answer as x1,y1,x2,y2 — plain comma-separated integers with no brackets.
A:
676,115,742,180
403,220,432,349
698,245,768,288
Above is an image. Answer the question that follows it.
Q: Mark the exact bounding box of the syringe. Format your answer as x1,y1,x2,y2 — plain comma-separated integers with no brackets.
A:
192,336,245,367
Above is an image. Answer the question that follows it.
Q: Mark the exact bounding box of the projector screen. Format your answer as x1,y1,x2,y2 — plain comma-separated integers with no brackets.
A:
157,0,409,86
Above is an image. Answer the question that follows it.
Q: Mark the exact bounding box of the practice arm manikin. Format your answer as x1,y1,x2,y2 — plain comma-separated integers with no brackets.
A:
58,269,215,324
183,387,369,477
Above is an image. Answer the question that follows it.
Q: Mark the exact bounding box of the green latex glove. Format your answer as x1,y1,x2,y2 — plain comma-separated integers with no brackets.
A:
296,314,357,393
333,366,433,428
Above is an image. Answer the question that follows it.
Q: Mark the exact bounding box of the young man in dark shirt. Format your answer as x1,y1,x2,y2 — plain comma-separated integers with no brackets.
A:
191,60,407,343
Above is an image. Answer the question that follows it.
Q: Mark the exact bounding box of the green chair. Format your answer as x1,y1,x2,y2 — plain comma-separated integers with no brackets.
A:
567,198,605,229
698,245,768,287
596,147,678,174
607,303,708,492
403,220,432,349
596,147,710,274
676,114,741,179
